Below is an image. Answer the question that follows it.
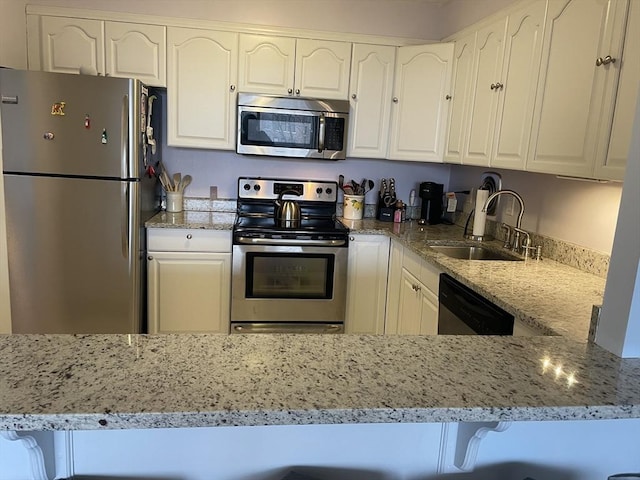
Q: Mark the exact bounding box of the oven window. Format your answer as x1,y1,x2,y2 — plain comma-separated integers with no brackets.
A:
241,111,318,149
246,253,334,299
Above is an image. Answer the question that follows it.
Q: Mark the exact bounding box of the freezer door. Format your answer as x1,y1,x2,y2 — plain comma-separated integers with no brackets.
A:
0,69,143,179
4,174,142,333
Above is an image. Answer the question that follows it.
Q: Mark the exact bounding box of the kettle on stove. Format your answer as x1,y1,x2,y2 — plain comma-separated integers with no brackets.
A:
275,189,301,228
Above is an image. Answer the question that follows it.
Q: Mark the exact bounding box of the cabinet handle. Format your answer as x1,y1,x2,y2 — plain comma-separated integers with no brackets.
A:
230,84,236,91
295,89,301,96
445,94,452,100
596,55,616,66
148,255,153,260
412,284,421,292
392,97,399,103
351,93,357,100
349,236,355,242
288,88,293,94
186,234,193,240
490,83,504,90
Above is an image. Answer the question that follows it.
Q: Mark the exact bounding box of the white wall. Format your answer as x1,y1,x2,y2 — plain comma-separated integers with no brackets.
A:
438,0,520,38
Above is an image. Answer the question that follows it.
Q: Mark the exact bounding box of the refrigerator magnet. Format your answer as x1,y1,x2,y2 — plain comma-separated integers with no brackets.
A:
51,102,66,116
101,129,108,144
84,114,91,129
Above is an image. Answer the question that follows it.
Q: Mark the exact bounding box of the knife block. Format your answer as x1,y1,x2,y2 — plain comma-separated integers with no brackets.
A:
377,201,395,222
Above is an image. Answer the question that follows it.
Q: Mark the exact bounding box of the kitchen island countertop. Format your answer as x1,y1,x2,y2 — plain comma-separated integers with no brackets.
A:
1,333,639,431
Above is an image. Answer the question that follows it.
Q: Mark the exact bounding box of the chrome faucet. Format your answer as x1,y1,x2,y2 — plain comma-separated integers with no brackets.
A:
482,190,527,252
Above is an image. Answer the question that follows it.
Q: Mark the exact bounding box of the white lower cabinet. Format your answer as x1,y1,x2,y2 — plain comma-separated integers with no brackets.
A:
147,228,231,334
386,240,441,335
345,234,390,334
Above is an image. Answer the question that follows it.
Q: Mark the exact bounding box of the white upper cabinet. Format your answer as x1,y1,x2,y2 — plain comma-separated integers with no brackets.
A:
595,0,640,180
491,0,546,170
463,18,507,167
444,32,476,164
238,34,296,95
238,35,352,99
105,22,166,86
30,17,166,86
36,17,104,75
388,43,454,162
347,44,396,158
167,27,238,150
528,0,629,177
461,0,545,170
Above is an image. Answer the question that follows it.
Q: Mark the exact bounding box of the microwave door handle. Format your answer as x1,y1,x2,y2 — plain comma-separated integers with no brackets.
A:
318,113,325,153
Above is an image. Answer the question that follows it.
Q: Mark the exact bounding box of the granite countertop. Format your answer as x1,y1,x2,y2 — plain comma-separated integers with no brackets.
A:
146,211,605,341
1,333,639,431
341,219,605,341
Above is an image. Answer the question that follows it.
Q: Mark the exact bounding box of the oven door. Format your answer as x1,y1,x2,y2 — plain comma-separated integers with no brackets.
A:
232,243,348,324
237,106,347,159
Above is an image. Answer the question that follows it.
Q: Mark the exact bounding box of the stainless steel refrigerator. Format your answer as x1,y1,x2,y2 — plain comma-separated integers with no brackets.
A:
0,69,160,333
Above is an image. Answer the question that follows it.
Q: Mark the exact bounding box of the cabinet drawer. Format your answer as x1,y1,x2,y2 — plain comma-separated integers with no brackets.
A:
402,248,440,294
147,228,231,253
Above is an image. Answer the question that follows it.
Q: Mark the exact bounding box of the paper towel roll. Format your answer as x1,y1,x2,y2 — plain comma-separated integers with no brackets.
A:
472,189,489,237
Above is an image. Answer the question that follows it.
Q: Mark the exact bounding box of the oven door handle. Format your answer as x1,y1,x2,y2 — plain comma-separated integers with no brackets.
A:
235,236,347,247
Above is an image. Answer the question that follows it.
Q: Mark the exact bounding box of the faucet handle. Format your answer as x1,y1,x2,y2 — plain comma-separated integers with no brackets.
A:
522,244,543,260
512,227,530,253
500,223,512,249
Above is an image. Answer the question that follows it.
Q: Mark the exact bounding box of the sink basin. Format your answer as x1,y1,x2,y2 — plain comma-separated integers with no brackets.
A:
429,245,523,261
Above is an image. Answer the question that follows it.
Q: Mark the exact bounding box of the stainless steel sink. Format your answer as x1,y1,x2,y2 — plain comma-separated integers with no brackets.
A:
429,245,523,261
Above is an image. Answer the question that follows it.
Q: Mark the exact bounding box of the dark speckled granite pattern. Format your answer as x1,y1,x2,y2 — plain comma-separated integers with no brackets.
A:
0,334,639,431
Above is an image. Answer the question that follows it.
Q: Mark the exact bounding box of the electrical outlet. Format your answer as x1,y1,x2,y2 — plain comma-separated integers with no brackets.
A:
505,197,515,217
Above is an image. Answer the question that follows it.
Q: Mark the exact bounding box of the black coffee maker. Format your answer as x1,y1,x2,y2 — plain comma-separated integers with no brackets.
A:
418,182,444,225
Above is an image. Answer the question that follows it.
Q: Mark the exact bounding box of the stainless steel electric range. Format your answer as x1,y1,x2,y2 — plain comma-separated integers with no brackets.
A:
231,177,349,334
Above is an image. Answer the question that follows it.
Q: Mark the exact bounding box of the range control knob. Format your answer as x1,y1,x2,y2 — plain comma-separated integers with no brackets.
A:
254,184,261,191
243,183,251,191
316,187,323,194
326,188,333,195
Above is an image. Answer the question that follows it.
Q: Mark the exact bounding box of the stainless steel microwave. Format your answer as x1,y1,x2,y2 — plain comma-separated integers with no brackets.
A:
236,93,349,160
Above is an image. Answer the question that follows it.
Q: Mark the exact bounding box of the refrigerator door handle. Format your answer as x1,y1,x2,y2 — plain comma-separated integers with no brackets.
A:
121,182,129,260
121,94,129,179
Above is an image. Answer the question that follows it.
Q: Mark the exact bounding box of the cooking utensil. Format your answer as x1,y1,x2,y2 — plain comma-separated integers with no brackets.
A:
274,189,302,228
172,172,182,191
179,175,192,192
364,179,374,194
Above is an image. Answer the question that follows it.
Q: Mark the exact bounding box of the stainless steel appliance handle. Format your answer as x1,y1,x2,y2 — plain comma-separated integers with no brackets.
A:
318,113,325,153
232,323,344,334
121,94,129,179
235,236,346,247
121,182,129,259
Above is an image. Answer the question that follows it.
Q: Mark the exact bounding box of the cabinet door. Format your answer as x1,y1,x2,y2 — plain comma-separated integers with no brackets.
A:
105,22,166,86
147,252,231,334
444,32,476,164
294,39,352,99
491,0,546,170
596,0,640,180
39,17,105,75
345,235,390,334
347,44,396,158
388,43,454,162
528,0,629,177
167,27,238,149
238,34,296,95
463,18,507,167
419,287,439,335
396,268,423,335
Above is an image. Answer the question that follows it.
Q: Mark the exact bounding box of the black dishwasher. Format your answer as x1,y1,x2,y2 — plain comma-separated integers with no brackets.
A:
438,274,514,335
